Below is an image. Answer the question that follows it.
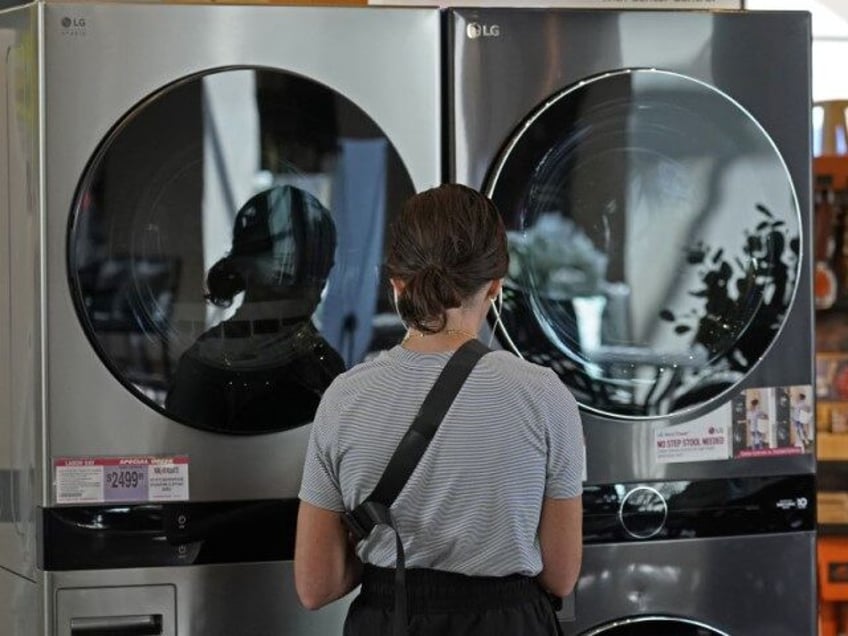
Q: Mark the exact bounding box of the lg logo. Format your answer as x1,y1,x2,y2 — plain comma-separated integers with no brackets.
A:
466,22,500,39
61,16,88,36
61,16,86,28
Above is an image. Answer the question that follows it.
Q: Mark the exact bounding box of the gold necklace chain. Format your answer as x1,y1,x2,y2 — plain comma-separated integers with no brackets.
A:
402,328,478,343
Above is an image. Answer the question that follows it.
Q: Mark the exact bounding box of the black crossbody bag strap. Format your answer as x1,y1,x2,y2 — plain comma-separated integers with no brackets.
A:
343,339,491,636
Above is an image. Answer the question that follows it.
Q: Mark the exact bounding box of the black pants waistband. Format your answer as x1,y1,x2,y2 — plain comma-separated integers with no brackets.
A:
359,565,545,614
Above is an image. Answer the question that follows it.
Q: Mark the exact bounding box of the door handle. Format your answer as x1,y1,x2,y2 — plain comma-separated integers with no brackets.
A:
70,614,163,635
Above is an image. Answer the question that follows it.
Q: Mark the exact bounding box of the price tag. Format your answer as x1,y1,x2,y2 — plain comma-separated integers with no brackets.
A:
103,464,148,502
54,456,190,504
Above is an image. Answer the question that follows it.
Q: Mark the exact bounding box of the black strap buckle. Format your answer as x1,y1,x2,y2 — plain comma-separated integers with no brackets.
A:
343,501,392,543
548,593,563,612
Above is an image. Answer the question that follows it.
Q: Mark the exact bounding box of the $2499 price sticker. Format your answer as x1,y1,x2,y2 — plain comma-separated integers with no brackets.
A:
54,456,189,504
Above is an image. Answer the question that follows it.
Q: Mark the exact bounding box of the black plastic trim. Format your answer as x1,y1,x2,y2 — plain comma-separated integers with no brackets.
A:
40,499,298,571
583,474,816,545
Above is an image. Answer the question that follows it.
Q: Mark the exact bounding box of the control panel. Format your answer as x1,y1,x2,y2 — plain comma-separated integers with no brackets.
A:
583,474,815,544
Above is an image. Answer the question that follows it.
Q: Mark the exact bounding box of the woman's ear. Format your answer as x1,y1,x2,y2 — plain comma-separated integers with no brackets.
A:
390,278,405,295
487,279,502,300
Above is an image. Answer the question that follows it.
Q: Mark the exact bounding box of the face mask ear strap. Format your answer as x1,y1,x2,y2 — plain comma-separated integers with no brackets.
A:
488,288,523,359
393,286,409,331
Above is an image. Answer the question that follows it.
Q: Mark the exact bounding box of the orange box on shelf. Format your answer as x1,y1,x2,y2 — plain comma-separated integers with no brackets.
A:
821,601,837,636
818,432,848,460
819,492,848,525
815,156,848,189
819,538,848,601
819,403,834,432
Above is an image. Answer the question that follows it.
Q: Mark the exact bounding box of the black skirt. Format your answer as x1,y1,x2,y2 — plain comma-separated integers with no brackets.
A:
344,565,563,636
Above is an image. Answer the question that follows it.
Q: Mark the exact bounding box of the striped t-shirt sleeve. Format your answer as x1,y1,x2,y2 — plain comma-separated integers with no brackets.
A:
542,371,584,499
299,393,345,512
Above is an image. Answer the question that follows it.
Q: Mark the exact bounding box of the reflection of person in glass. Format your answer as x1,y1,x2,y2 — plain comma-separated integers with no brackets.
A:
165,185,345,433
747,398,768,450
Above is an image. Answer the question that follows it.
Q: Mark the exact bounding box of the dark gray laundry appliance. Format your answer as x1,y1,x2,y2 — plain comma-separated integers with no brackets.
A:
447,8,814,636
577,474,816,636
0,3,440,634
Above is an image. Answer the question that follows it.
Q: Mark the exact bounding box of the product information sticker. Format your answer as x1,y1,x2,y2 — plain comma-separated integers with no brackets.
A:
654,404,732,464
731,385,813,458
54,456,190,504
654,384,815,464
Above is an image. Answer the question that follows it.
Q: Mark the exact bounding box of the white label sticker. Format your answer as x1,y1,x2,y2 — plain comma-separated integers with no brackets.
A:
55,463,104,504
654,405,731,464
54,456,190,504
148,459,190,501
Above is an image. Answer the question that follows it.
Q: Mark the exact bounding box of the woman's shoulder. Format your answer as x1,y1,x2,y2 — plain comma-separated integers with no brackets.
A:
482,349,565,387
322,345,570,400
482,350,579,412
320,348,397,399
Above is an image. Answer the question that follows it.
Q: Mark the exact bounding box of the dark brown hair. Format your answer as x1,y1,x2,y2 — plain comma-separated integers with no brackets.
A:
386,184,509,333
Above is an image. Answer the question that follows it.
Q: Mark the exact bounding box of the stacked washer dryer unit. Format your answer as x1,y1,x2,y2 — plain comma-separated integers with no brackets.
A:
0,3,440,634
448,9,815,636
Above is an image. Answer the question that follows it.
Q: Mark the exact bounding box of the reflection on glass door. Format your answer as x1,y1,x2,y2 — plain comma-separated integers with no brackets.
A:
69,68,415,434
487,70,801,419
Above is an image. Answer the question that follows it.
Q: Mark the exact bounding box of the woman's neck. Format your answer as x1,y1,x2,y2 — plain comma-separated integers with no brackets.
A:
401,326,479,353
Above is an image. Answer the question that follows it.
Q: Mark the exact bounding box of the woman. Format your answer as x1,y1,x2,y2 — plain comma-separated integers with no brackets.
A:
295,184,584,635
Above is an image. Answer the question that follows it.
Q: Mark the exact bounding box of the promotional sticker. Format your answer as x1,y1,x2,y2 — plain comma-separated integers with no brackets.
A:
732,386,812,458
654,384,813,464
654,404,731,464
54,456,190,505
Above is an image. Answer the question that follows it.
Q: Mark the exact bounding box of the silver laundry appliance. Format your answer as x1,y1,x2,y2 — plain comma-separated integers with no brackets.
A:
447,9,815,635
0,3,440,634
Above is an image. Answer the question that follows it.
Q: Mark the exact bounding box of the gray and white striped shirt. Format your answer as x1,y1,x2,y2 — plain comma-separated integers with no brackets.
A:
299,345,584,577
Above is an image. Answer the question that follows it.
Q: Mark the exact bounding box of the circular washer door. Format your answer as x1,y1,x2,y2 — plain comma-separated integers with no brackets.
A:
582,616,729,635
69,67,415,434
487,69,801,418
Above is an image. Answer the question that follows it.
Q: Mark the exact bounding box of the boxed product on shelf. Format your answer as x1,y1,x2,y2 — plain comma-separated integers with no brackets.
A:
819,538,848,601
819,492,848,525
818,433,848,460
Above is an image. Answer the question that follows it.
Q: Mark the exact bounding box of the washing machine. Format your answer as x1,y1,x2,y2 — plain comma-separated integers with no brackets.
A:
447,8,815,635
0,2,440,634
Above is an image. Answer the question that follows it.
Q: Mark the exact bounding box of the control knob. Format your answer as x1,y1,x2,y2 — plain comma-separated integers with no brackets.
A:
618,486,668,539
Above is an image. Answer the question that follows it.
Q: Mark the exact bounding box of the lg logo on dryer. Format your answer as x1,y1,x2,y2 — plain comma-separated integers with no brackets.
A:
466,22,500,39
60,16,87,37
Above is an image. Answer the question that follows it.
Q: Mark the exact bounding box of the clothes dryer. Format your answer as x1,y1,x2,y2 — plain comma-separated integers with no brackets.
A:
575,473,816,636
447,7,814,485
0,3,440,634
447,9,815,635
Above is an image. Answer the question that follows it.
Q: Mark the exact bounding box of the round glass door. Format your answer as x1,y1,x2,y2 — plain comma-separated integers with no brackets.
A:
582,617,728,635
69,68,415,434
487,69,801,418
